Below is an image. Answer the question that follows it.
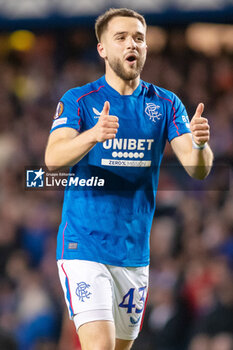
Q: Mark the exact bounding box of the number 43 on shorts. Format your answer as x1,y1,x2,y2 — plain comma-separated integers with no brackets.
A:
119,286,147,314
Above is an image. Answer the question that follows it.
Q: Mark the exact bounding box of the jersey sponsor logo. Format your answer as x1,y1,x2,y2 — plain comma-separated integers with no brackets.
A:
92,107,101,118
76,282,91,302
145,103,162,123
52,117,67,129
102,138,154,167
101,159,151,167
54,101,64,119
112,151,144,159
103,138,154,151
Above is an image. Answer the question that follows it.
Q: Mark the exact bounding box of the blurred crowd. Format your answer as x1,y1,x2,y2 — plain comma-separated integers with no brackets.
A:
0,27,232,350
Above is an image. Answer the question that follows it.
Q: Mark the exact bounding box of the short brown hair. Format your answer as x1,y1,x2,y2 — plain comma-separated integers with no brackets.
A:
95,8,146,42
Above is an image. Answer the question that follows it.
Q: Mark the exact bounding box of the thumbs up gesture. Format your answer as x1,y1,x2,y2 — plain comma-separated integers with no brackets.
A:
92,101,119,142
190,103,210,147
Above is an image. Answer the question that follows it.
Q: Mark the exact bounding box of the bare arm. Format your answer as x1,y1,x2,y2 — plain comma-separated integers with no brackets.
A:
45,101,119,171
170,103,213,179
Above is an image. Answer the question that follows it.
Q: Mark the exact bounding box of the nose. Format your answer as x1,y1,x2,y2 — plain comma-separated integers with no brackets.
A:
126,36,137,49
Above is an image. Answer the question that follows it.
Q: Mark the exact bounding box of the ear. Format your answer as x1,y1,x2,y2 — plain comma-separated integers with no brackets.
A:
97,42,107,59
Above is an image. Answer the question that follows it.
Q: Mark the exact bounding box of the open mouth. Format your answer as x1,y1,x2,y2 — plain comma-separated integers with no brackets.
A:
125,54,137,63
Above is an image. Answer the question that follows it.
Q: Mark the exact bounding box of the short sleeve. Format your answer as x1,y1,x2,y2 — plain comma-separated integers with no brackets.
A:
50,89,82,133
167,94,191,142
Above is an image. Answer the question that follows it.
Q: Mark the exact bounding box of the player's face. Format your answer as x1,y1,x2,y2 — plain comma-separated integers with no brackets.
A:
100,16,147,81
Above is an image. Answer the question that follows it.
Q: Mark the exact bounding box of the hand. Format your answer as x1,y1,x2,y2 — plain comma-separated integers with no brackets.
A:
91,101,119,142
190,103,210,146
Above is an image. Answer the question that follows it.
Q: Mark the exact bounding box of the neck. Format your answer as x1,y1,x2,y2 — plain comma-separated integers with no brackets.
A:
105,66,140,95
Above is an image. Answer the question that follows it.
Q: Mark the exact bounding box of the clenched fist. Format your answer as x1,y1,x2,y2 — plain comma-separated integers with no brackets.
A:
190,103,210,147
92,101,119,142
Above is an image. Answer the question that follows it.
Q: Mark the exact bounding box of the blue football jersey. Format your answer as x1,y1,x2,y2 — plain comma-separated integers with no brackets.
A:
51,75,191,267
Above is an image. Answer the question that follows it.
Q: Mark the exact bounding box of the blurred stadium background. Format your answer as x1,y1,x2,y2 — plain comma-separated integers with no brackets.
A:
0,1,232,349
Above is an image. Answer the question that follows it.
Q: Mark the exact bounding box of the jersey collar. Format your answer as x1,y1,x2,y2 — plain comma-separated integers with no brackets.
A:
100,75,143,97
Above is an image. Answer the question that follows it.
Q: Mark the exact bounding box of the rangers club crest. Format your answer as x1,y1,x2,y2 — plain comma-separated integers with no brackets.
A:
76,282,91,302
145,103,162,123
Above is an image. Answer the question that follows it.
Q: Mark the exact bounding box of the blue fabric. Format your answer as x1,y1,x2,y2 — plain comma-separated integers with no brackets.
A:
52,76,191,266
65,277,74,317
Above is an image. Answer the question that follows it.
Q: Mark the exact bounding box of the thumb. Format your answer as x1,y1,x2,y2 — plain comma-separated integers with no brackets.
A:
193,102,204,119
101,101,110,116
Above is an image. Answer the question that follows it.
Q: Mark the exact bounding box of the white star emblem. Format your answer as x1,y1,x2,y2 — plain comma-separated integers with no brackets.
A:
33,168,45,181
